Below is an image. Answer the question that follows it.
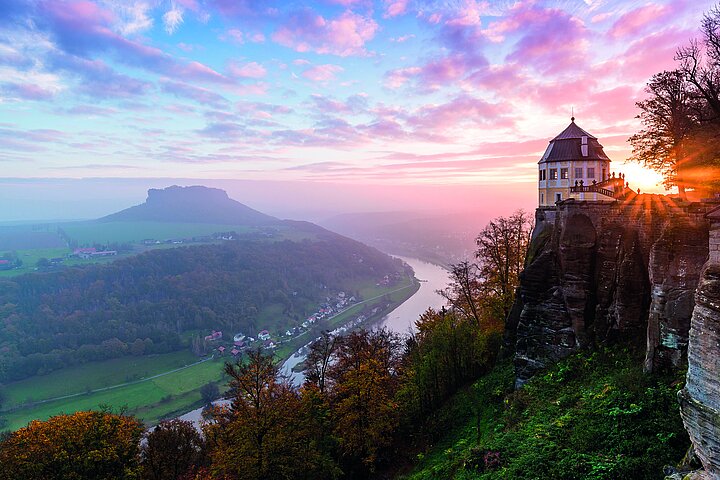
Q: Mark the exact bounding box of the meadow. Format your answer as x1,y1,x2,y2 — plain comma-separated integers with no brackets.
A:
58,221,252,244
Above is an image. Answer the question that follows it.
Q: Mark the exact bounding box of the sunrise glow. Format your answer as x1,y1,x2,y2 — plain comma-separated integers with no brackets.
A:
0,0,710,201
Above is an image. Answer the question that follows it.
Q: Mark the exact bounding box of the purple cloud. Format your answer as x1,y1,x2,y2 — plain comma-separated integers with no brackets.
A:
160,80,229,108
2,83,56,100
501,4,589,75
272,9,378,56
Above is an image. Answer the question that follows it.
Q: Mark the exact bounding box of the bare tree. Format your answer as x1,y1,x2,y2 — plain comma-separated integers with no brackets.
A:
439,210,532,325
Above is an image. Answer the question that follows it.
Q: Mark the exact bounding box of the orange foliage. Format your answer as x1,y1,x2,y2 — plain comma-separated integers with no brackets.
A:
0,410,143,480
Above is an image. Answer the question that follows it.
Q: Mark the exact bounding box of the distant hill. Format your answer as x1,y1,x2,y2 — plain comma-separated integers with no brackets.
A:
320,211,480,265
99,185,280,226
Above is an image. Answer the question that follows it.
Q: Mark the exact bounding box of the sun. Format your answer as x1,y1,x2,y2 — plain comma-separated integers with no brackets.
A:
614,162,667,194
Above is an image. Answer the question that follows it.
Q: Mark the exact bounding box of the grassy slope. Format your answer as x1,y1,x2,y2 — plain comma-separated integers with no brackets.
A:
2,276,419,431
401,347,688,480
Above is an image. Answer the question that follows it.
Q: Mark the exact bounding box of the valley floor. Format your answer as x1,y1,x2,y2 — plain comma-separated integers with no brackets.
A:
2,276,419,431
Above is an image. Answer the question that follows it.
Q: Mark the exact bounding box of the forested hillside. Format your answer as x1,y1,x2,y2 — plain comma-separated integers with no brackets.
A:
0,233,406,383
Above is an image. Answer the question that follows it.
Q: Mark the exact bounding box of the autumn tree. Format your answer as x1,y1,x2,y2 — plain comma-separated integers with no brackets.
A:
204,349,333,480
141,419,208,480
398,308,501,427
0,410,143,480
326,329,403,477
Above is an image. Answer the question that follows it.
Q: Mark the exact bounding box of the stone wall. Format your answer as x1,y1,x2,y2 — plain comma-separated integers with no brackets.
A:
512,195,714,386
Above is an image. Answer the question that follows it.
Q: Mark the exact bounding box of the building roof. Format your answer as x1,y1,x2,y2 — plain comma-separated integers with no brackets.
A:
539,118,610,164
552,119,596,140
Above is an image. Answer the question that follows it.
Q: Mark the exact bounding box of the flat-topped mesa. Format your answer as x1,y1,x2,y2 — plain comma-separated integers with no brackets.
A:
511,196,714,388
538,118,630,207
99,185,280,226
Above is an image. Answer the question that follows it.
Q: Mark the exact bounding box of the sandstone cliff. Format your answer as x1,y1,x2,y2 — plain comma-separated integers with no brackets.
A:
513,196,710,386
512,196,720,477
678,208,720,479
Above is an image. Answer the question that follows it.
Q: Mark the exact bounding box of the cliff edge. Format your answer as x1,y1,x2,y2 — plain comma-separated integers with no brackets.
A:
512,196,720,477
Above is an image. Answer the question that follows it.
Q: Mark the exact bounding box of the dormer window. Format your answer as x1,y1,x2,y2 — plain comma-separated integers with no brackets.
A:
581,135,588,157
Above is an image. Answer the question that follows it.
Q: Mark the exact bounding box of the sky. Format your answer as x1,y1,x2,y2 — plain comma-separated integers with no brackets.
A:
0,0,716,221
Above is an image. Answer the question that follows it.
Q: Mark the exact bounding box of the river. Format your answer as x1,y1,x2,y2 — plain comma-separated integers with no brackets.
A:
375,256,449,333
179,257,449,426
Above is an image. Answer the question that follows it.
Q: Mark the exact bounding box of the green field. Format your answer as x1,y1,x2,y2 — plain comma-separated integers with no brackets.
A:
3,351,199,409
59,221,251,245
2,352,227,431
58,221,319,245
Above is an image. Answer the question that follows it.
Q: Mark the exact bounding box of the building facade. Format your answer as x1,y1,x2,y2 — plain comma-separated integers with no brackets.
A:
538,118,612,207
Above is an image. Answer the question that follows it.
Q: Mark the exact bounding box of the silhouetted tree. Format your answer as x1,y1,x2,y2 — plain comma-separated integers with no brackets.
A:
440,210,532,325
200,382,220,405
141,419,207,480
629,70,700,197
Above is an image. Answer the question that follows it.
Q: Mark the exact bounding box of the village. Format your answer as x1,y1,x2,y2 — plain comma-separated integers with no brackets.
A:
200,271,409,360
200,290,359,358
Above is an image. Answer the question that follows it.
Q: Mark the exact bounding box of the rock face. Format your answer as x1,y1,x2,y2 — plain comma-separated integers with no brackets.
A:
512,196,711,386
678,210,720,479
645,222,709,372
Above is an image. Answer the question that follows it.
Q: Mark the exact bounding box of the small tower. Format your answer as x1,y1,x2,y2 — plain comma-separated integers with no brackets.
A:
538,117,612,206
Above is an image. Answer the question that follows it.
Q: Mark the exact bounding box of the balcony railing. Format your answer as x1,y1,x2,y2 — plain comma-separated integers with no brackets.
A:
569,174,629,199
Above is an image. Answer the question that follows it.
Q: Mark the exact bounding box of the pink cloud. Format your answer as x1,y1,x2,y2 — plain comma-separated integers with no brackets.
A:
608,3,672,39
384,0,409,18
311,96,345,115
225,29,244,43
228,82,269,96
464,63,524,95
272,10,378,56
228,61,267,79
160,80,228,107
445,0,488,26
596,28,693,82
384,51,487,92
390,34,415,43
408,94,513,132
583,85,641,123
526,77,598,113
384,66,421,88
42,1,230,85
175,0,200,11
302,64,344,82
427,13,442,24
